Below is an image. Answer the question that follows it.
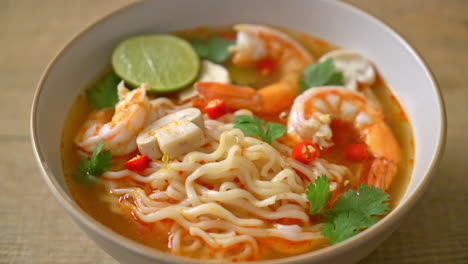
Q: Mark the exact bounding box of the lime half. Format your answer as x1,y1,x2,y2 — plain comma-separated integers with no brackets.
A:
112,35,200,93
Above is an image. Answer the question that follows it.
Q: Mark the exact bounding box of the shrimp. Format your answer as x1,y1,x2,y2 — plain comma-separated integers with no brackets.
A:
287,87,401,190
75,83,150,155
195,24,313,114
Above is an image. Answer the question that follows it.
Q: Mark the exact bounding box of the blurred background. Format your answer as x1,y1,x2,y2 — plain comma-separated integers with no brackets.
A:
0,0,467,263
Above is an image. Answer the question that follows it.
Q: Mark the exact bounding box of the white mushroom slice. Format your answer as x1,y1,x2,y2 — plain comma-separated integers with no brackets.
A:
319,50,376,91
177,87,198,104
136,130,163,160
198,60,231,84
153,107,204,130
229,30,267,60
137,108,205,159
178,60,231,102
234,109,253,117
154,120,205,158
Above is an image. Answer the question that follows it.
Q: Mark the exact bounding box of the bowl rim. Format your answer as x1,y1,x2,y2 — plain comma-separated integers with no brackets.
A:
30,0,447,263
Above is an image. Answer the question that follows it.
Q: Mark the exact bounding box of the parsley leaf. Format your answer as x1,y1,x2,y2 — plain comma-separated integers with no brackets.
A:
72,139,112,186
321,184,390,244
233,115,286,144
191,36,234,63
299,58,344,93
86,72,120,109
306,175,332,214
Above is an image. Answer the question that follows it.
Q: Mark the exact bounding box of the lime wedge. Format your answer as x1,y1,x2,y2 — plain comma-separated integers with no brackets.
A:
112,35,200,93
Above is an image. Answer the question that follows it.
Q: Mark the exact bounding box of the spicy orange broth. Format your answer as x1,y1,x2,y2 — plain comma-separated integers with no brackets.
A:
61,25,414,260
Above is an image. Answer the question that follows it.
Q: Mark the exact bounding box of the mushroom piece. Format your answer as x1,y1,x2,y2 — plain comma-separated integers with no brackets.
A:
319,50,376,91
178,60,231,102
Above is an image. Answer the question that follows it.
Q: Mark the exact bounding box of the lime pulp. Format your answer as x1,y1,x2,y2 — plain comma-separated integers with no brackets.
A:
112,34,200,93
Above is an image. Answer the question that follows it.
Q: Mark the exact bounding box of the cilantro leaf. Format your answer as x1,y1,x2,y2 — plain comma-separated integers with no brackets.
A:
306,175,332,214
327,184,390,219
72,159,99,185
86,72,120,109
72,139,112,186
191,36,234,63
233,115,286,144
320,184,390,244
238,123,265,138
191,40,210,57
322,210,375,245
298,77,308,93
89,144,112,176
327,72,344,86
304,176,390,245
264,123,287,144
299,58,344,93
234,115,265,126
233,115,265,138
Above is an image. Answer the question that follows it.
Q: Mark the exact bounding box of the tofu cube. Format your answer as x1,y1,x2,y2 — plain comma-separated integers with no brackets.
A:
154,120,204,158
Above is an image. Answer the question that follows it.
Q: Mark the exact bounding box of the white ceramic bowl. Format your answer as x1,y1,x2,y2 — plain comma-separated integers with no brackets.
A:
31,1,446,263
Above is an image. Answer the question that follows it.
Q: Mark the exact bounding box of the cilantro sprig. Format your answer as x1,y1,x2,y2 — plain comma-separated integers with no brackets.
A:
233,115,286,144
306,177,390,244
299,58,344,93
191,36,234,63
323,184,390,244
86,72,121,109
306,175,332,214
72,140,112,185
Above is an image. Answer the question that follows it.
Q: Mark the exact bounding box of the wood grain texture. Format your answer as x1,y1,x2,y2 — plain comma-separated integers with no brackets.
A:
0,0,466,263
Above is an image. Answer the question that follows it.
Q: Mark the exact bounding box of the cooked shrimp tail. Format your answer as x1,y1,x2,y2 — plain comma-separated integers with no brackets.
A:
195,82,262,112
287,87,401,190
364,122,402,189
196,24,313,114
75,83,150,155
195,82,297,114
230,24,313,67
365,158,398,190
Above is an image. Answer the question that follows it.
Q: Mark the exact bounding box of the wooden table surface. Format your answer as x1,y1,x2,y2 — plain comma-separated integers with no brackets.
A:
1,0,467,263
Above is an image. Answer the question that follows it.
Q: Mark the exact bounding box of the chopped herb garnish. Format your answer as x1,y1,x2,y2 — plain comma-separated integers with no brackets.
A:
299,58,344,92
191,36,234,63
72,139,112,185
322,210,370,245
306,175,332,214
264,123,287,145
86,72,120,109
233,115,286,144
306,178,390,244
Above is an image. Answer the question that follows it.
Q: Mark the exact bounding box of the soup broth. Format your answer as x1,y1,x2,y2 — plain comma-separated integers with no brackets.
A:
62,25,413,261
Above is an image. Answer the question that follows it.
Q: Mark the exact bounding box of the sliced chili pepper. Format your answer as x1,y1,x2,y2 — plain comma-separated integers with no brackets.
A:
204,99,227,119
292,140,319,164
257,57,276,75
344,143,368,162
125,155,149,172
219,32,236,40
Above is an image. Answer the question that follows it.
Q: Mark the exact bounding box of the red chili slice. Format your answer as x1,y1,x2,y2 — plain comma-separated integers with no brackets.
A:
344,143,368,162
292,140,319,164
257,57,276,75
125,155,149,172
204,99,228,119
219,32,236,40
